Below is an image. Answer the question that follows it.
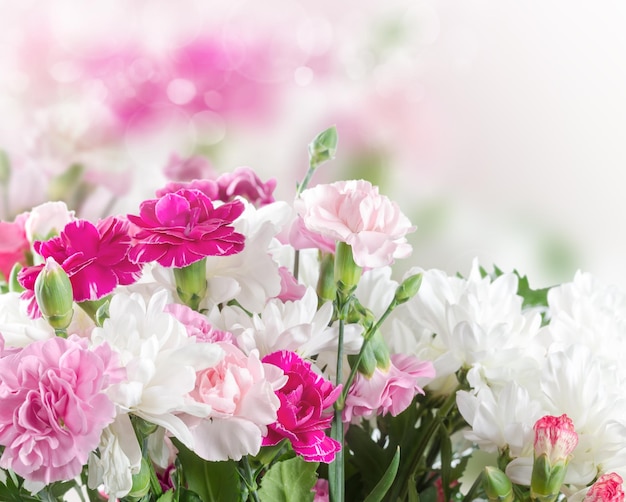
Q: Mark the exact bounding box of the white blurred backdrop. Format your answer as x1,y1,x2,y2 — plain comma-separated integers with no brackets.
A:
2,0,626,289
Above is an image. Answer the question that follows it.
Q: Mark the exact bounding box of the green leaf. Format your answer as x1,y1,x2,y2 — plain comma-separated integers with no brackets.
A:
173,439,240,502
515,271,550,309
257,456,318,502
157,490,175,502
363,447,400,502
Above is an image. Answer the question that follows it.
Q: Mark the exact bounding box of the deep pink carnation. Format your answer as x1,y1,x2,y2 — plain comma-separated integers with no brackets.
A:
128,188,245,268
0,335,122,484
262,351,341,463
216,167,276,207
343,354,435,423
18,217,142,316
157,167,275,208
585,473,625,502
0,213,30,280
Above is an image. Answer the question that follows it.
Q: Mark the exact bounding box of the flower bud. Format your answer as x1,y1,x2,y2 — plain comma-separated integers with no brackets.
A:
530,414,578,502
483,466,514,502
173,258,208,312
394,273,422,305
8,263,24,293
349,329,391,377
334,242,362,297
35,257,74,331
308,125,338,168
316,251,336,303
127,457,151,500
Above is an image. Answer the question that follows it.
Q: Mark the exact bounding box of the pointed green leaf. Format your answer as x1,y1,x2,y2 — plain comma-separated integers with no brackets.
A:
257,456,318,502
363,447,400,502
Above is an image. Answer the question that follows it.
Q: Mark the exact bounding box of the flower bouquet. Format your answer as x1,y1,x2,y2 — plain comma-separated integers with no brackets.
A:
0,127,624,502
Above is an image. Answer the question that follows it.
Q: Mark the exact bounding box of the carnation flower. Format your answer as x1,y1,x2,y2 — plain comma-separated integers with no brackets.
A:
184,342,285,461
0,335,122,484
343,353,435,423
533,414,578,465
295,180,415,268
0,213,30,280
584,473,625,502
18,216,142,312
128,188,245,268
262,350,342,463
216,166,276,207
165,303,235,344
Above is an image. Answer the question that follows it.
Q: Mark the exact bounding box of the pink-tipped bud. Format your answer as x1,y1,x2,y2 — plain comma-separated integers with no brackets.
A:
534,414,578,464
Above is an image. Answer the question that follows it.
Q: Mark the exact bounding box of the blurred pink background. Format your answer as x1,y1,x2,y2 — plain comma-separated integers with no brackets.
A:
2,0,626,288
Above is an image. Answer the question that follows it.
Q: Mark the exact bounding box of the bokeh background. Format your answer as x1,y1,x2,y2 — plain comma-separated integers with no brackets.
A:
2,0,626,288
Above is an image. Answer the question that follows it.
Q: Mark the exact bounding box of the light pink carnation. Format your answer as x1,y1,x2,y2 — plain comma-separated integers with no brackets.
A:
295,180,415,268
0,335,122,484
128,188,245,268
0,213,30,280
343,354,435,423
163,154,217,182
262,351,342,463
276,266,307,302
185,343,285,461
164,303,234,344
585,473,625,502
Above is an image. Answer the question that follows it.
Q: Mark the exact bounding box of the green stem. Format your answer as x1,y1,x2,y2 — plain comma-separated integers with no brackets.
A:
329,314,346,502
241,456,261,502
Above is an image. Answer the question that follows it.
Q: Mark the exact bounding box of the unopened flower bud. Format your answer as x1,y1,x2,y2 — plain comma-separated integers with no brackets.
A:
316,251,336,303
394,273,422,305
334,242,362,297
35,257,74,331
483,466,514,502
127,457,151,500
350,329,391,377
308,125,338,168
530,414,578,502
8,263,24,293
173,258,208,312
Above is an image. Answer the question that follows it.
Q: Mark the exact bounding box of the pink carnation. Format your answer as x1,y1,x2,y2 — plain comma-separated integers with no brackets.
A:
216,167,276,207
343,354,435,423
157,167,275,208
0,213,30,280
313,479,330,502
164,303,234,344
585,473,625,502
0,335,122,484
262,350,342,463
275,266,307,302
533,414,579,464
18,217,142,316
128,188,245,268
185,343,284,461
295,180,415,268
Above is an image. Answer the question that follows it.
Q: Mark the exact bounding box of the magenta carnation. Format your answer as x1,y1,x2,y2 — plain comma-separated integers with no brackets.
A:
18,217,142,315
262,350,342,463
0,335,122,484
128,188,245,268
157,167,275,208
